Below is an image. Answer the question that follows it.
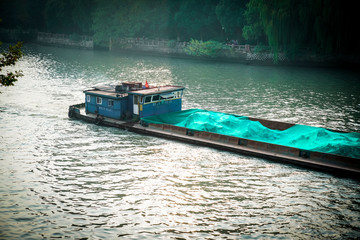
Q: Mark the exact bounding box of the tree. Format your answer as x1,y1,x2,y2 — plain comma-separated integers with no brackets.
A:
242,0,360,62
0,17,23,89
242,0,267,45
92,0,174,45
0,41,23,88
71,0,95,35
133,0,172,39
92,0,128,46
215,0,247,41
44,0,74,33
173,0,221,41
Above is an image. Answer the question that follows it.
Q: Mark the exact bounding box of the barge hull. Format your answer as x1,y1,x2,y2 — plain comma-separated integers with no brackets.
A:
69,104,360,179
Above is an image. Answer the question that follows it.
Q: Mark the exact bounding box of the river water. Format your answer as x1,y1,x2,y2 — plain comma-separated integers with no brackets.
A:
1,44,360,239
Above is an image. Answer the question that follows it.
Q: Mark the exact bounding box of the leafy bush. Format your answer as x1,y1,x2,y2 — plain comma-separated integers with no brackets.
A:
167,40,177,48
184,39,230,58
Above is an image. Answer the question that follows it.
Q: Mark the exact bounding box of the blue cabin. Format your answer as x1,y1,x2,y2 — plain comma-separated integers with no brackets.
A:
84,82,185,119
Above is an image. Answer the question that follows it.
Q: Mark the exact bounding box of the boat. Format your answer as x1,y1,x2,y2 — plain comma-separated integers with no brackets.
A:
68,81,360,178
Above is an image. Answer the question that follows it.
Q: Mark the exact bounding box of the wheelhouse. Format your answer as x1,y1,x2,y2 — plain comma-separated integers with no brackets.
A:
84,82,185,120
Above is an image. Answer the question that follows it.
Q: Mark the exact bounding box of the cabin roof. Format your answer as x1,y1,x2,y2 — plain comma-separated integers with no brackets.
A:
84,84,184,99
129,86,185,96
85,90,128,99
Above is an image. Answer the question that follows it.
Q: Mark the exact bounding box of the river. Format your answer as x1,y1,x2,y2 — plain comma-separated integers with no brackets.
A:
1,44,360,239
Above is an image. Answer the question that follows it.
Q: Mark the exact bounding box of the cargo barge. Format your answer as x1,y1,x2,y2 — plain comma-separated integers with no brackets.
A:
68,82,360,178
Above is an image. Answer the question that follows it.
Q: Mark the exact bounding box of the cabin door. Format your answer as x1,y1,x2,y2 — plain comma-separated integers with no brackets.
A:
133,95,139,115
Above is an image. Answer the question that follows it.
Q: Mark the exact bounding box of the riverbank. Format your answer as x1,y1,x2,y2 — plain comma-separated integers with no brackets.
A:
108,37,360,68
109,37,279,66
2,29,359,68
37,32,94,49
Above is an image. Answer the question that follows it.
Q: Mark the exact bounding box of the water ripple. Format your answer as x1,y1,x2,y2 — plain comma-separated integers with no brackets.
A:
0,44,359,239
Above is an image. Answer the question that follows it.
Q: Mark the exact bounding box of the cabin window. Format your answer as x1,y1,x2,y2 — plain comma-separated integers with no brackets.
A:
96,97,102,105
145,95,152,103
152,95,160,101
87,95,90,102
108,99,114,107
160,92,174,100
175,91,182,98
134,95,139,104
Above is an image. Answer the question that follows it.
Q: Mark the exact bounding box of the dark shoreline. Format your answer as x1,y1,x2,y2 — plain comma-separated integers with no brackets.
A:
2,36,360,71
109,47,360,71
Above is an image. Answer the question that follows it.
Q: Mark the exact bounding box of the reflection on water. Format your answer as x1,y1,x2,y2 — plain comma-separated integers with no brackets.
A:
0,44,360,239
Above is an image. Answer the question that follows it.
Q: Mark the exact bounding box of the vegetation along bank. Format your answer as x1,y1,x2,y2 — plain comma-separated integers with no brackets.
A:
1,0,359,66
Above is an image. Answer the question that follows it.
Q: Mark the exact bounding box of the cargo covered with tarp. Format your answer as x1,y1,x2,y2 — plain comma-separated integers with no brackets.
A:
141,109,360,159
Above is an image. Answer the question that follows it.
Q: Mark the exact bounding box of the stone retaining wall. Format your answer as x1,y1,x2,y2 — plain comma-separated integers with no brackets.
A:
37,32,94,49
109,37,289,64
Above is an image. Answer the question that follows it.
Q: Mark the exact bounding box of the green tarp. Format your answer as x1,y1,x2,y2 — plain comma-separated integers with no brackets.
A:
141,109,360,159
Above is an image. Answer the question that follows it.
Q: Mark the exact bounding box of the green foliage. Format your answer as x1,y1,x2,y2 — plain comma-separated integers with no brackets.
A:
44,0,73,33
0,0,358,61
71,0,94,35
167,40,177,48
0,0,46,30
184,39,230,58
215,0,247,40
173,0,221,41
242,0,266,44
243,0,359,62
0,41,23,88
43,0,96,34
92,0,173,46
